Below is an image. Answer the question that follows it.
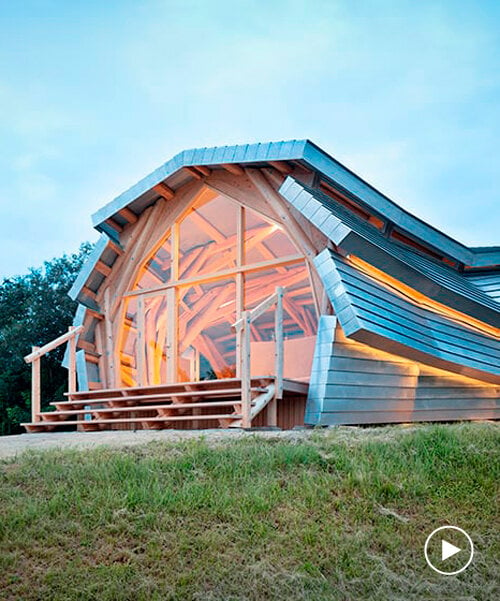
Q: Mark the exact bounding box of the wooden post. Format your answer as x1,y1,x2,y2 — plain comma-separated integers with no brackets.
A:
31,347,41,423
103,288,115,387
166,288,177,383
136,296,146,386
241,310,252,428
68,326,77,394
275,286,284,400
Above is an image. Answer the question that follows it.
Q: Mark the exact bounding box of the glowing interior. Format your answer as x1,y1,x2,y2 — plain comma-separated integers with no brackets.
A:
118,191,318,386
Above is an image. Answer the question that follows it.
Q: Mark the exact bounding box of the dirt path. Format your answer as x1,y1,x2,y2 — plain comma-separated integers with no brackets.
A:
0,428,315,459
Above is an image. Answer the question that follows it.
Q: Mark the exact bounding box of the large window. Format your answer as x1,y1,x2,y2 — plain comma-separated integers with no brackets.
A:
118,190,318,386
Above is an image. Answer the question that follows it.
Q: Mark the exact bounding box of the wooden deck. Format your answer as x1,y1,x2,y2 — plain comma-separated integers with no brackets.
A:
22,377,308,433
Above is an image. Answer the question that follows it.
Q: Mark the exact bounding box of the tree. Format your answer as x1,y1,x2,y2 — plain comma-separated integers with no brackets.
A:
0,243,92,435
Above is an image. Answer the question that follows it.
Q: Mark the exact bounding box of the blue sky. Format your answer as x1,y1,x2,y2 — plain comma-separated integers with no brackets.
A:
0,0,499,277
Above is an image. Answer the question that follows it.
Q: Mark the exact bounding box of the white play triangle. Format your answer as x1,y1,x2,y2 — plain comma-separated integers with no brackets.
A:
442,539,461,561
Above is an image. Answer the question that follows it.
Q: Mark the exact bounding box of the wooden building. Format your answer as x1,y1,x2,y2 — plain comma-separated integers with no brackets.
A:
23,140,500,432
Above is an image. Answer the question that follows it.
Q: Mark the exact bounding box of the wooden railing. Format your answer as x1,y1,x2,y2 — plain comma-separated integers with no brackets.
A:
233,286,284,428
24,325,84,423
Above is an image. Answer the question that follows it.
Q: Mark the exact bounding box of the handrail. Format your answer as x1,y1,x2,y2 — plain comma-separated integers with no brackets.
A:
24,325,84,423
233,286,284,428
24,325,84,363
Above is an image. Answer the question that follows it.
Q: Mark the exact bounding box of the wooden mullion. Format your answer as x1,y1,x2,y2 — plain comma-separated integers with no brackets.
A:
136,296,146,386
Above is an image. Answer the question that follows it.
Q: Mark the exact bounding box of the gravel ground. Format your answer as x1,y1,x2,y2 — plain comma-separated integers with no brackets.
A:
0,428,317,459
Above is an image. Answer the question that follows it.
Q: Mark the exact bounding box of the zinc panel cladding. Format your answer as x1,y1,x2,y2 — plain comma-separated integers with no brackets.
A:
314,249,500,384
279,177,500,327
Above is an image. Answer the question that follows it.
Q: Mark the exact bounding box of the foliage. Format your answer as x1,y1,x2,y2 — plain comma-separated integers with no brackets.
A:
0,423,498,600
0,243,92,434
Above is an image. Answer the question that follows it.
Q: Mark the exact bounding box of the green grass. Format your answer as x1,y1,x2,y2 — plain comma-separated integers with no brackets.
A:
0,423,498,600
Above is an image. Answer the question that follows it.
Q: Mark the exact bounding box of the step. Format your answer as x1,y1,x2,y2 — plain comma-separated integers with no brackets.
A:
40,399,247,420
22,412,243,432
65,377,274,400
53,387,267,409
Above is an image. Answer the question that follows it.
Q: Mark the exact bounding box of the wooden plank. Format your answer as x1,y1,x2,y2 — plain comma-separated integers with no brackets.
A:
23,413,243,429
65,377,273,399
44,399,253,417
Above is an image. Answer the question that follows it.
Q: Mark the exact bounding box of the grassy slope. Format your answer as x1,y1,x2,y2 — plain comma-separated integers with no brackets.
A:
0,423,498,601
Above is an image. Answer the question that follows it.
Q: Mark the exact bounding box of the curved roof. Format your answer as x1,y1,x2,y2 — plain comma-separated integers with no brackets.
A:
279,177,500,328
91,139,500,268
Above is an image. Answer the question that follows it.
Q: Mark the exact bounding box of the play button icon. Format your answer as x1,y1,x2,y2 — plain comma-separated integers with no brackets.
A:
441,539,461,561
424,526,474,575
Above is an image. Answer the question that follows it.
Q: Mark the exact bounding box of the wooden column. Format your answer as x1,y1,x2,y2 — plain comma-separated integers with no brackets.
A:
166,288,178,383
103,288,115,387
31,347,41,423
68,327,77,394
235,205,244,374
269,286,284,427
241,310,252,428
136,296,146,386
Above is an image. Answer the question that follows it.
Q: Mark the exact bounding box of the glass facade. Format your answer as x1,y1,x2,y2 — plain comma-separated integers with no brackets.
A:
118,190,318,386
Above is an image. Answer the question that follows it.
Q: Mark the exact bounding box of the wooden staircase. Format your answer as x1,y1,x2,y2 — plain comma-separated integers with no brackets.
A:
22,287,308,433
21,377,299,433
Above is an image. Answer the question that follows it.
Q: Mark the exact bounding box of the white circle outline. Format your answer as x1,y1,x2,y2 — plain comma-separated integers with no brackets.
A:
424,526,474,575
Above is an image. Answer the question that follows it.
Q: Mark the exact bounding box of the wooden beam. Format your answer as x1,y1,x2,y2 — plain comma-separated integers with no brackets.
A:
124,253,304,298
106,218,123,233
86,308,104,321
184,166,204,180
81,285,98,301
221,163,245,176
119,207,138,224
245,168,317,261
268,160,293,175
195,165,212,177
107,239,123,255
95,260,112,277
154,182,175,200
76,338,97,354
188,210,226,243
